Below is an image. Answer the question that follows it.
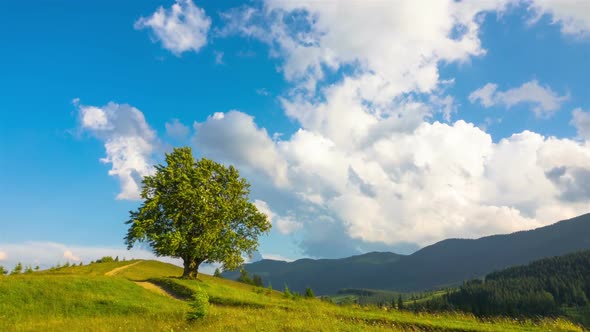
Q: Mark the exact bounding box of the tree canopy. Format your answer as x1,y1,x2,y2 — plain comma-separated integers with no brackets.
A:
125,147,271,279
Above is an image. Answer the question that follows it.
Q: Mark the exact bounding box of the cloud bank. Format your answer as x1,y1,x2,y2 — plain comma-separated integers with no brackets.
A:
79,0,590,258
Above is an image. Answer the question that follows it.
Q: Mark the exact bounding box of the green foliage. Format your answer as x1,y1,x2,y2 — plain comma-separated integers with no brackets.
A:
11,262,23,275
0,265,7,275
283,285,293,299
237,268,252,284
24,265,34,274
125,147,271,279
213,268,222,278
413,250,590,324
252,274,263,287
187,288,209,321
34,265,40,271
398,294,404,310
95,256,115,263
305,287,315,298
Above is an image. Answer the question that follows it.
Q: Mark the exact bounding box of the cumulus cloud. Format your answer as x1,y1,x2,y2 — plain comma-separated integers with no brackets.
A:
469,80,569,118
188,1,590,256
135,0,211,55
254,199,302,235
193,111,289,187
527,0,590,37
77,0,590,258
221,0,511,96
76,100,158,200
571,108,590,140
63,250,81,262
165,118,190,140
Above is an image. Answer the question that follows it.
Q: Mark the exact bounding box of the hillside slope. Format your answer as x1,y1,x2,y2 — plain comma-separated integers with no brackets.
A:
228,212,590,294
0,259,582,331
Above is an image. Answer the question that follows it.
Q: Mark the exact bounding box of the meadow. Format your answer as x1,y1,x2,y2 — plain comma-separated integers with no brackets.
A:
0,260,583,332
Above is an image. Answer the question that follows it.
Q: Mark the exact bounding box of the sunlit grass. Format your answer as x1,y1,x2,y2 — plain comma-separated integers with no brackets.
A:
0,260,583,332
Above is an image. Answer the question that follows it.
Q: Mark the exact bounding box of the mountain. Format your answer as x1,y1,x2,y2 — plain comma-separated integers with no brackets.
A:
416,250,590,328
224,213,590,295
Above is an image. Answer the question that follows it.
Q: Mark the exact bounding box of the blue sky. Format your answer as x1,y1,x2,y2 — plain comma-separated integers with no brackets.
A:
1,0,589,268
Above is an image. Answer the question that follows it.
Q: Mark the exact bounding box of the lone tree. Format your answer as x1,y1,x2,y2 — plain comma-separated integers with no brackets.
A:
125,147,271,279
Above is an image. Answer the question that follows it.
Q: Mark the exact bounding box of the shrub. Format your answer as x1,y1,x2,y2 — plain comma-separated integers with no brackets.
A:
252,274,263,287
95,256,115,263
305,287,315,298
283,285,293,299
213,268,222,278
24,265,33,274
0,266,7,275
237,268,253,284
187,288,209,321
11,262,23,275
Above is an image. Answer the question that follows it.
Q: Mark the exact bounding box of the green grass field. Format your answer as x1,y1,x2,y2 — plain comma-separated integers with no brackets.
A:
0,260,584,332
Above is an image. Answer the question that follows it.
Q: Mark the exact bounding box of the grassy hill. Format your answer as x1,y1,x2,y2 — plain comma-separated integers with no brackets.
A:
227,213,590,294
0,260,583,331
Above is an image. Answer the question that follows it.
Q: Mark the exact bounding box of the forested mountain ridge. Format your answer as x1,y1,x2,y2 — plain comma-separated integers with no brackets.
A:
417,250,590,328
225,213,590,294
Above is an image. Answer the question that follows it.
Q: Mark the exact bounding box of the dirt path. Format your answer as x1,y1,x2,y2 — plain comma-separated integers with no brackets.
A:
105,261,142,276
134,281,180,299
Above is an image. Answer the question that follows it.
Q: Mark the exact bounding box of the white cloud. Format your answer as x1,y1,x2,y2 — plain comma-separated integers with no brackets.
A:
254,199,302,235
63,250,81,262
0,251,7,261
469,80,569,118
193,111,289,187
276,216,303,235
527,0,590,37
135,0,211,55
571,108,590,140
76,101,158,200
190,1,590,255
165,118,190,140
222,0,511,96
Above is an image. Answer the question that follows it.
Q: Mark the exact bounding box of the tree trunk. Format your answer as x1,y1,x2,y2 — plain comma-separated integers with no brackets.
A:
182,259,201,279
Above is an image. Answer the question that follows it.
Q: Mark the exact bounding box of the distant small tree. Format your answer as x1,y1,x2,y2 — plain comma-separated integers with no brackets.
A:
252,274,263,287
238,268,252,284
305,287,315,298
96,256,114,263
79,262,84,266
11,262,23,275
0,266,7,275
213,268,223,278
283,285,292,299
24,265,33,274
397,295,404,310
34,265,40,271
115,256,119,262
